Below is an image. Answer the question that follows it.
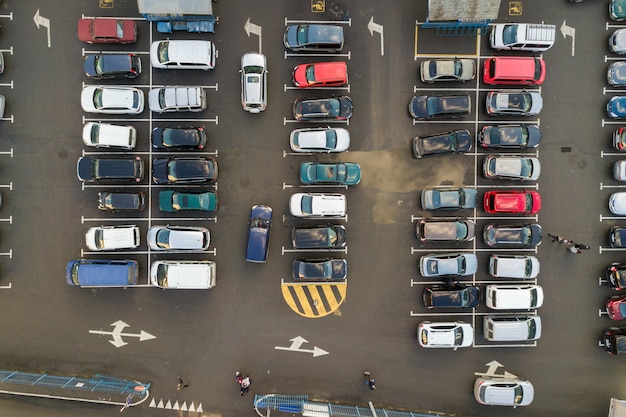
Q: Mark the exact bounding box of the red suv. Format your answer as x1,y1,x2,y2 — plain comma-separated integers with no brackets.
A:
78,18,137,44
292,62,348,88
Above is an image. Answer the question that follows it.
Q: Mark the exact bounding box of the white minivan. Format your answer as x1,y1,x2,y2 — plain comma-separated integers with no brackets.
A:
483,315,542,341
485,285,544,310
240,52,267,113
85,225,140,251
150,260,216,289
490,23,556,52
150,40,216,70
82,122,137,150
489,255,540,279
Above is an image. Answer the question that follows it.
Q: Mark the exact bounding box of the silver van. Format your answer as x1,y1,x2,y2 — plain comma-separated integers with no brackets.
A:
489,255,540,279
490,23,556,52
483,315,542,341
150,260,216,289
485,285,544,310
150,40,216,70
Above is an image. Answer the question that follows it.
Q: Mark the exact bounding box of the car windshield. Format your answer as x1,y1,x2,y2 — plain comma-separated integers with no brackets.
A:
513,385,524,404
115,21,124,39
132,91,140,109
94,229,104,249
529,288,538,307
297,25,309,45
156,229,171,249
328,228,338,245
453,326,464,346
93,88,103,108
457,257,466,274
456,222,468,239
528,319,537,339
157,42,169,63
301,195,313,215
325,130,338,148
305,65,316,83
252,218,269,229
524,259,533,276
519,159,533,177
501,24,519,45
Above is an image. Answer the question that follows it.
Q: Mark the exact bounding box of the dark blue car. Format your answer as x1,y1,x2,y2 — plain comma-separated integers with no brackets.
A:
246,205,272,263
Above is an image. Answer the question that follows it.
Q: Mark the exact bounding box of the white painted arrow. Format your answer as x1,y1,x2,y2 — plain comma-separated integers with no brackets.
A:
367,16,384,56
33,9,51,48
275,336,329,357
474,360,518,379
89,320,156,348
244,17,262,54
560,20,575,56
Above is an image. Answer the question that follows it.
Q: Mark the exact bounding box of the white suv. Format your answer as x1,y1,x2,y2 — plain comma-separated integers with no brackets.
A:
289,193,346,218
240,52,267,113
82,122,136,150
85,225,140,251
150,40,216,70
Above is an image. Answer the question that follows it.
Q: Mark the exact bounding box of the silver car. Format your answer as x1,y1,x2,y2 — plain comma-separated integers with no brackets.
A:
420,253,478,277
420,58,476,83
240,52,267,113
483,156,541,180
147,225,210,251
289,127,350,153
416,218,476,242
474,377,534,407
421,188,477,210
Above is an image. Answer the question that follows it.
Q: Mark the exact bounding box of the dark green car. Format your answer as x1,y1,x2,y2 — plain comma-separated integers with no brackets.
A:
299,162,361,185
159,190,218,212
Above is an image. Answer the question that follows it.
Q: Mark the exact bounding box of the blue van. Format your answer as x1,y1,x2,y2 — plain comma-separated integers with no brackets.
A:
66,259,139,287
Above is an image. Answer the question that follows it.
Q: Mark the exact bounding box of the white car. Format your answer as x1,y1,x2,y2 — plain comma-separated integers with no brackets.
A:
150,40,216,70
489,255,540,279
82,122,136,150
81,86,144,114
85,225,140,251
419,253,478,277
417,321,473,349
610,28,626,54
474,377,534,407
289,193,346,218
289,127,350,152
148,87,206,113
240,52,267,113
610,192,626,215
147,225,210,251
483,156,541,181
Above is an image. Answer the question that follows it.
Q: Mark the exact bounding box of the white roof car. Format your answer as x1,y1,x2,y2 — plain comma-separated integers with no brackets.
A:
489,255,540,279
150,260,216,289
289,127,350,152
417,321,473,349
240,52,267,113
610,192,626,215
486,284,544,310
420,253,478,277
81,86,144,114
82,122,137,149
147,225,210,251
483,156,541,180
289,193,346,218
148,87,206,113
150,40,216,70
474,377,534,407
610,28,626,55
85,225,140,251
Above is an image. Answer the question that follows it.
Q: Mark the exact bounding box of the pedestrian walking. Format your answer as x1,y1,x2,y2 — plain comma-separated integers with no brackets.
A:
569,245,582,254
235,371,243,385
364,371,376,390
240,376,251,396
548,233,565,243
177,376,189,391
574,243,591,250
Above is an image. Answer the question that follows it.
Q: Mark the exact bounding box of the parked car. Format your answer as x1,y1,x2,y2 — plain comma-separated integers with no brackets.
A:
489,255,540,279
483,223,542,248
292,258,347,280
479,125,541,149
292,225,346,249
408,94,471,119
416,218,476,242
290,127,350,152
84,54,141,80
614,127,626,151
421,188,477,210
610,227,626,248
423,284,481,308
608,62,626,87
417,321,473,349
486,284,544,310
606,294,626,320
420,58,476,83
81,86,144,114
299,162,361,185
412,130,472,158
614,160,626,181
483,56,545,85
485,91,542,116
419,253,478,277
289,193,346,218
150,40,216,70
608,96,626,118
246,205,272,263
483,190,541,215
283,24,344,52
610,29,626,54
78,18,137,44
152,157,217,185
159,190,218,213
292,62,348,88
97,191,145,212
606,262,626,289
483,156,541,181
611,0,626,20
148,87,206,113
474,377,534,407
151,127,206,150
602,326,626,354
147,225,210,251
293,96,353,121
85,225,140,251
240,52,267,113
76,156,143,183
82,122,136,150
489,23,555,52
610,192,626,215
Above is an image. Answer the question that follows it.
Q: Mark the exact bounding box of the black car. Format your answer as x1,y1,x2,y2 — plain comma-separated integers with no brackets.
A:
412,130,472,158
602,326,626,354
408,94,471,119
283,24,344,52
423,283,481,309
606,262,626,290
97,191,145,211
292,258,347,281
76,156,144,183
293,96,353,121
479,125,541,149
151,127,207,150
292,225,346,249
83,54,141,80
483,223,543,248
610,226,626,248
152,157,218,185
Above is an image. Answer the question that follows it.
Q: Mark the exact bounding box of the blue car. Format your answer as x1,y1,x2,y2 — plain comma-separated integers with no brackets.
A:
610,0,626,21
246,205,272,263
299,162,361,185
608,96,626,119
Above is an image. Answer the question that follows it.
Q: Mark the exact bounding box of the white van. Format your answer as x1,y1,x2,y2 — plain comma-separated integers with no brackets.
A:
483,315,542,341
82,122,137,150
489,255,540,279
150,260,216,289
150,40,216,70
486,285,544,310
490,23,556,52
85,225,140,251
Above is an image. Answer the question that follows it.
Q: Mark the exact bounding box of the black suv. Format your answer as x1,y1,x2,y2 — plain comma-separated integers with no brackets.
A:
423,283,481,309
412,129,472,158
603,326,626,354
409,94,471,119
97,191,145,212
483,223,543,248
152,157,218,185
77,157,144,183
292,258,347,281
292,225,346,249
84,54,142,80
293,96,353,121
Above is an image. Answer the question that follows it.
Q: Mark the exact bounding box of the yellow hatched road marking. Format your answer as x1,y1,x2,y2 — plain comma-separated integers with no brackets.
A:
281,281,347,318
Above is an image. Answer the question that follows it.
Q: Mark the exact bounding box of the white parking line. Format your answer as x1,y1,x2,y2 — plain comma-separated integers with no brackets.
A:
81,215,216,223
81,249,217,256
600,182,626,190
410,247,537,254
282,182,348,190
285,18,351,26
284,84,350,92
285,51,351,59
81,150,218,157
281,246,347,255
284,117,349,125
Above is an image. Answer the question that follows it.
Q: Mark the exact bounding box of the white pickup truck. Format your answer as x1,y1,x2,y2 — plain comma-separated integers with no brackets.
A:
148,86,206,113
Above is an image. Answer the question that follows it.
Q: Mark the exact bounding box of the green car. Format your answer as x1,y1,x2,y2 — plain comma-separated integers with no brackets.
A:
159,190,218,212
299,162,361,185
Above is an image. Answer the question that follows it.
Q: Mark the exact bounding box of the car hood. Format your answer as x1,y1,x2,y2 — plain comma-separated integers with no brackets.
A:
152,158,169,183
610,192,626,215
528,93,543,115
284,25,299,48
409,96,428,118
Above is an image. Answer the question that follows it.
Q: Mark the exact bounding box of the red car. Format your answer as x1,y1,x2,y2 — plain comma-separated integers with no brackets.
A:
607,295,626,320
78,18,137,44
292,62,348,88
483,190,541,215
